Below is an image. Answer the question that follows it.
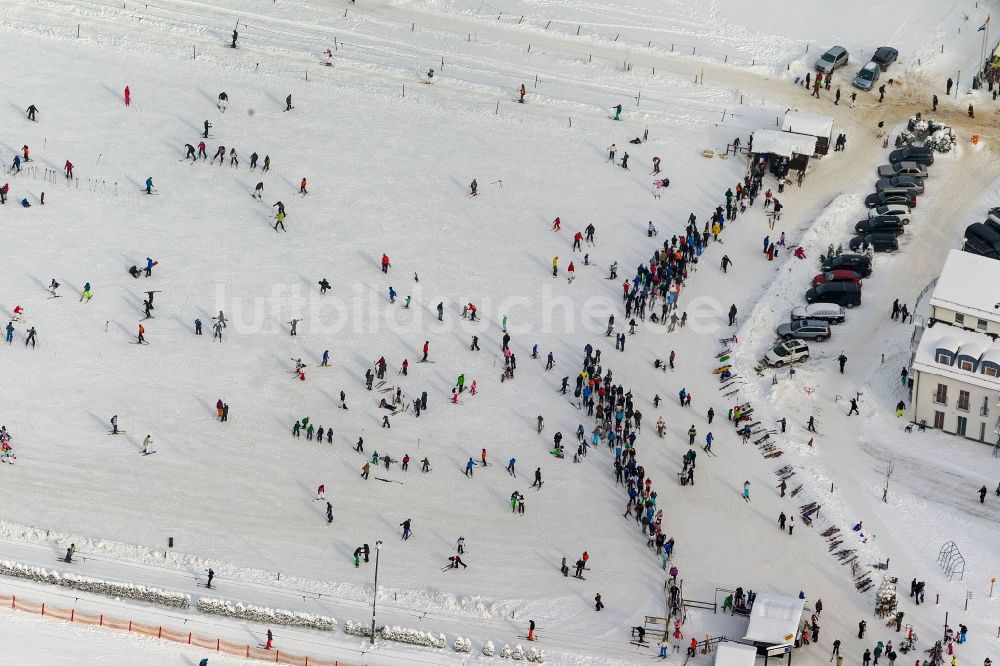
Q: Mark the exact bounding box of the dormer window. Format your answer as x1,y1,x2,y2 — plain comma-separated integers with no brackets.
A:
936,353,952,365
959,360,975,371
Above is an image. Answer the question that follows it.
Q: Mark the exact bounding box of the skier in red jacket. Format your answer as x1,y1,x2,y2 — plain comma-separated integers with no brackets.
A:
64,160,74,179
381,254,391,273
422,340,429,362
124,85,131,106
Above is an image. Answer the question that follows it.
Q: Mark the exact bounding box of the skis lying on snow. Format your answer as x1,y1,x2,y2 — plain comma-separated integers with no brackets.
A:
373,477,402,485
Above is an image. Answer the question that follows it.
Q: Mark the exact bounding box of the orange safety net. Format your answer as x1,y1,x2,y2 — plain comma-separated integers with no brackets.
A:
46,607,73,621
0,590,365,666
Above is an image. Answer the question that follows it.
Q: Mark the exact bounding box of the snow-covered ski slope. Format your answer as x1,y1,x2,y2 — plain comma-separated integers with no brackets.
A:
2,0,1000,664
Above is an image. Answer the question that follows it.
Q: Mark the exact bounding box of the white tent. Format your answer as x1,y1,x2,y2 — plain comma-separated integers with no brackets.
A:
742,594,804,648
751,130,816,158
715,642,759,666
782,111,834,140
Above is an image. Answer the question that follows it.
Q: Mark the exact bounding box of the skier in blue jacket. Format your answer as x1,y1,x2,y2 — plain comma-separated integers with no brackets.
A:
145,177,154,194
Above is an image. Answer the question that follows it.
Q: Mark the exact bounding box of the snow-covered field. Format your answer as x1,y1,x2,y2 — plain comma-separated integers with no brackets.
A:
2,0,1000,664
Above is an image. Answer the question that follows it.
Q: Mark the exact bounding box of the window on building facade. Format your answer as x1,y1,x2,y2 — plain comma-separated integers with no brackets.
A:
979,422,986,441
984,366,999,378
936,353,951,365
978,319,988,331
956,415,967,436
933,411,945,429
934,383,948,404
957,390,970,411
959,360,974,371
954,313,965,325
983,396,991,417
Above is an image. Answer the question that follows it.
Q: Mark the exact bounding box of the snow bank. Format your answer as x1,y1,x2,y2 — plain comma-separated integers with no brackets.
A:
483,640,495,656
343,620,453,649
0,560,190,608
380,624,447,648
453,636,472,652
196,597,337,631
343,620,374,638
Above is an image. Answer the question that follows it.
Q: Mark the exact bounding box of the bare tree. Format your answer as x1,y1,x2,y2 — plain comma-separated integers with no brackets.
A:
882,459,895,502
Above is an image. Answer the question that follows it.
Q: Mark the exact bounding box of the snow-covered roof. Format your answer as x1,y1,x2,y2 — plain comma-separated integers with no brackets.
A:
981,347,1000,366
782,111,834,139
751,130,816,158
930,250,1000,324
715,642,759,666
957,338,991,359
742,594,803,648
913,325,1000,391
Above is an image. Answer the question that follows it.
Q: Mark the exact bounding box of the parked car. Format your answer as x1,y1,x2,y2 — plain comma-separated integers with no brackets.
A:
869,204,911,224
877,161,928,179
876,175,924,195
805,282,863,308
849,233,899,253
871,46,898,71
777,319,832,342
815,46,849,73
855,217,905,235
790,303,847,324
811,269,864,287
821,253,872,277
865,191,917,208
852,62,881,90
963,222,1000,260
984,208,1000,232
889,146,934,166
763,340,810,367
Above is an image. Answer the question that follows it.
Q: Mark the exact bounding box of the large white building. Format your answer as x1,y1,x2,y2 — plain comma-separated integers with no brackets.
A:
910,250,1000,444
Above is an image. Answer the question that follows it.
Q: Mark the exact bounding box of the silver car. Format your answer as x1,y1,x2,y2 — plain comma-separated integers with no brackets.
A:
776,319,832,342
852,62,880,90
877,161,928,180
815,46,849,73
875,175,924,195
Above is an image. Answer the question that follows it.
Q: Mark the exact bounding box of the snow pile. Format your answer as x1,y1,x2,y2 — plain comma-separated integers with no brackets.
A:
482,640,495,656
453,636,472,652
906,114,957,153
380,625,447,648
343,620,374,638
197,597,337,631
926,127,957,153
500,644,514,658
0,560,190,608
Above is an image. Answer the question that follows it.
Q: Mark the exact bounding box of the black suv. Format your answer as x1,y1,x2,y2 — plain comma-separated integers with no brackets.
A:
821,253,873,277
888,146,934,166
849,234,899,253
805,282,862,308
854,217,904,235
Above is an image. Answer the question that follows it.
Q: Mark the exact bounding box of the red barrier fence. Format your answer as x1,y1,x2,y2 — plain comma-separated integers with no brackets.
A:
1,593,365,666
